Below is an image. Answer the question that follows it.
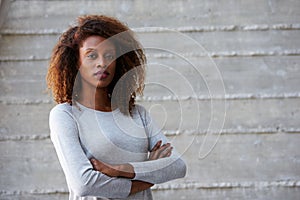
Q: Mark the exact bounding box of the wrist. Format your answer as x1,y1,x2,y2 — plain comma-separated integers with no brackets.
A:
130,180,154,195
119,163,135,179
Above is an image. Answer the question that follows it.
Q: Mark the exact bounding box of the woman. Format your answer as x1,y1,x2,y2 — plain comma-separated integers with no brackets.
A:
47,15,186,200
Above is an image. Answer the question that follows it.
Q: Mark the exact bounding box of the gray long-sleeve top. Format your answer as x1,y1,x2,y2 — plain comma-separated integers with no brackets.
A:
49,102,186,200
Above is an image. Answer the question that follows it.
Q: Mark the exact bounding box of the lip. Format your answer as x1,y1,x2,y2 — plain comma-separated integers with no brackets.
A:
94,70,109,79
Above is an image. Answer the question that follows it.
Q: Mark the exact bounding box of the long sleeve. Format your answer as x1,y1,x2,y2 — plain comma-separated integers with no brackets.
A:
49,104,132,198
129,105,187,184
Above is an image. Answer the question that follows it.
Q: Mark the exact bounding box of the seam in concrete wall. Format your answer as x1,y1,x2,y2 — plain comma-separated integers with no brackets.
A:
0,134,50,141
3,50,300,61
1,23,300,35
137,93,300,101
152,180,300,190
1,129,300,141
1,92,300,105
1,180,299,196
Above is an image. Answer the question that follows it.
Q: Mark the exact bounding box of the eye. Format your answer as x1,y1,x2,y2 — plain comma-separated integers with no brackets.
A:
87,52,98,59
104,53,115,61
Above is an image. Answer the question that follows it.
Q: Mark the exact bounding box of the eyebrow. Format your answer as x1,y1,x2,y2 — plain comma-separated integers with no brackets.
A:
83,47,116,52
83,48,95,52
82,48,95,56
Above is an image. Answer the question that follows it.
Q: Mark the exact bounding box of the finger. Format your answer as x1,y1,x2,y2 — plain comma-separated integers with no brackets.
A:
166,151,172,157
90,160,99,170
90,158,97,165
158,146,173,158
149,150,158,160
151,144,169,159
149,142,171,160
152,140,162,151
154,143,171,157
157,143,171,151
151,147,162,159
161,143,170,147
151,140,162,152
90,159,105,171
91,159,102,166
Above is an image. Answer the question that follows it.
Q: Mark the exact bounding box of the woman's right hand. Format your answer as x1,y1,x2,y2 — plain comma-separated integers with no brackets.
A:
148,140,173,160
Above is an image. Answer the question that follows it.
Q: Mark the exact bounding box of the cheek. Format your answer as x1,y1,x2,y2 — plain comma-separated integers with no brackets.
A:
79,59,93,71
109,62,117,75
78,65,90,79
78,67,84,75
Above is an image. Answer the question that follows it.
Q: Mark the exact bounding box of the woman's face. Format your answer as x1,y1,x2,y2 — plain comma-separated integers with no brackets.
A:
79,35,116,90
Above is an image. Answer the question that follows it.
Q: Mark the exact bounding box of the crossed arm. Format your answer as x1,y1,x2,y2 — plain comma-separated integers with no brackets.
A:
50,105,186,198
89,140,173,195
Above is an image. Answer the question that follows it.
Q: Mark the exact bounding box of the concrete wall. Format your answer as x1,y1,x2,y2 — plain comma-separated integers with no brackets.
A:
1,0,300,199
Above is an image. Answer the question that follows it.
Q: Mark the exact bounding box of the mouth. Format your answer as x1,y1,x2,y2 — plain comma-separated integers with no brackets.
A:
94,70,109,79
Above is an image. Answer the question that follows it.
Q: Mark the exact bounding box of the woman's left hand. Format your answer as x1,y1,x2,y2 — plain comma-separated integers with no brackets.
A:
148,140,173,161
90,158,135,178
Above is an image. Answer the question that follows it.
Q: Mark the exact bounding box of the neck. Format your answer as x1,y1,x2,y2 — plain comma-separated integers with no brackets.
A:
78,86,112,112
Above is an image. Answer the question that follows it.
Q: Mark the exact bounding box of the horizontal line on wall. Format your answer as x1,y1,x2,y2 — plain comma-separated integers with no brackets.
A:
1,49,300,62
163,128,300,136
146,49,300,58
137,93,300,101
1,129,299,142
153,180,300,190
1,180,299,196
0,99,53,105
0,189,68,196
0,57,49,62
1,24,300,35
1,93,300,105
135,24,300,32
0,134,50,141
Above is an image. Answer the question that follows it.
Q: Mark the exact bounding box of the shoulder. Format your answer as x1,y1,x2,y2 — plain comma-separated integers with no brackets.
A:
51,102,72,111
49,102,76,121
49,103,80,142
50,102,72,114
49,103,79,133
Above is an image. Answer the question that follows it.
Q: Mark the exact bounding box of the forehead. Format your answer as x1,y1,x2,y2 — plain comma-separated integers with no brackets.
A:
80,35,115,51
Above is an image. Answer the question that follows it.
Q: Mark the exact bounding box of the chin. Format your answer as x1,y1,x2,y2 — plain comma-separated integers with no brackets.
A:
96,84,109,89
96,81,111,89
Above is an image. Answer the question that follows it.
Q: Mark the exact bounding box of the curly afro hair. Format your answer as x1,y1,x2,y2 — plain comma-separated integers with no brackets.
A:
46,15,146,115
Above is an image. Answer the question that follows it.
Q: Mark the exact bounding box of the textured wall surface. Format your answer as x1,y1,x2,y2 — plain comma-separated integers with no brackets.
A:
0,0,300,199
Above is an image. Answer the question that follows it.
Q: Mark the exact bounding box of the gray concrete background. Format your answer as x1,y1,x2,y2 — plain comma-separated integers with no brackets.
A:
0,0,300,199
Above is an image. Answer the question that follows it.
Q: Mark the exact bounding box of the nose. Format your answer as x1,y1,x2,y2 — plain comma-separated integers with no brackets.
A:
96,63,106,69
96,56,107,69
